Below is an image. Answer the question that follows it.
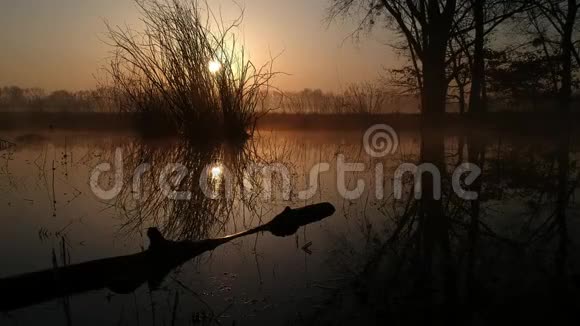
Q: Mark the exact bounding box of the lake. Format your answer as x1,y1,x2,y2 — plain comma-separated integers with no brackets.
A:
0,126,579,325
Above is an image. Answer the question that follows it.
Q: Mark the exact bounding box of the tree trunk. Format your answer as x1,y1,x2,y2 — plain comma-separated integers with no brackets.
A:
418,126,457,321
422,58,448,116
559,0,577,115
459,83,466,115
469,0,486,114
421,28,452,117
465,134,485,311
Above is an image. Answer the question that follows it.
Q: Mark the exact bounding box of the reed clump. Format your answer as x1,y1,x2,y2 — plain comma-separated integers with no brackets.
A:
106,0,275,140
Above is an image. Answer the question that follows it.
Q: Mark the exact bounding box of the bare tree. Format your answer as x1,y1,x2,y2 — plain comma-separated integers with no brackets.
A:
329,0,461,116
529,0,580,113
329,1,535,116
465,0,528,114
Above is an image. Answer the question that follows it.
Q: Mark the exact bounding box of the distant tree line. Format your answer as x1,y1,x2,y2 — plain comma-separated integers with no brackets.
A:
0,86,118,113
263,84,421,114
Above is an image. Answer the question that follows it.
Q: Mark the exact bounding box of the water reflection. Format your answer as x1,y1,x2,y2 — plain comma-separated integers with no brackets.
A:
110,139,256,240
0,129,578,325
313,128,580,325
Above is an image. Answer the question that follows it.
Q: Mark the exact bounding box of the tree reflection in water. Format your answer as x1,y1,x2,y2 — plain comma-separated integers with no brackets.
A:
314,128,580,325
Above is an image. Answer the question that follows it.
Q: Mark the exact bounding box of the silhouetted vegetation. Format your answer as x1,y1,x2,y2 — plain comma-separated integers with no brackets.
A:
329,0,579,115
105,0,276,140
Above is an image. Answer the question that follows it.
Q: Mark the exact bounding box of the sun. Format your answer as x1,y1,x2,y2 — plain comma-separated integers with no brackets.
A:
211,165,223,178
208,60,222,73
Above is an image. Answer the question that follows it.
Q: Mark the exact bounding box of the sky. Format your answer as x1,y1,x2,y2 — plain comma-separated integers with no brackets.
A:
0,0,400,92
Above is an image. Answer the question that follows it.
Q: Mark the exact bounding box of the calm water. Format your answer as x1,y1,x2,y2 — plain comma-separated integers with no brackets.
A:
0,127,579,325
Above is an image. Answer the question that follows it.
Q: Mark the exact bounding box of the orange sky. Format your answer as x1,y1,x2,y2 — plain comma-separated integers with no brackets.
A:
0,0,400,92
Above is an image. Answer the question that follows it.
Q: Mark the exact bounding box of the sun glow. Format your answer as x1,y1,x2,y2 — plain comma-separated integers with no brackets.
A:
208,60,221,73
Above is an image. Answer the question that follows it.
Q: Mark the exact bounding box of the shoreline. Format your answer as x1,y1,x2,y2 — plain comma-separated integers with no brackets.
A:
0,111,578,135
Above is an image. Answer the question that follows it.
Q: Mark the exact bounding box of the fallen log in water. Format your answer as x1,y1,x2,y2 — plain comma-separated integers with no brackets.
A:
0,202,335,312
